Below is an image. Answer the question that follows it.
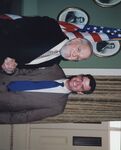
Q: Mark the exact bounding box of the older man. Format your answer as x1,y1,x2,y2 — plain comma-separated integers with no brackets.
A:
0,14,92,74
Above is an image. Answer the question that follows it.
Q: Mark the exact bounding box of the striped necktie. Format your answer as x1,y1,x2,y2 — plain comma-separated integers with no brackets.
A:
7,80,64,92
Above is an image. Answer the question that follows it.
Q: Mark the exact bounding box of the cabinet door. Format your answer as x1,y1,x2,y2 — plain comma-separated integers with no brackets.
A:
0,125,11,150
13,123,108,150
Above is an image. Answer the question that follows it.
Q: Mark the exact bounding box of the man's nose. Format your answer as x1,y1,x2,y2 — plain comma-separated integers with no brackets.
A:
75,80,82,86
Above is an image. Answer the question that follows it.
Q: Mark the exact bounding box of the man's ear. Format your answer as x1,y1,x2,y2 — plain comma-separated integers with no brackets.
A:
77,91,84,94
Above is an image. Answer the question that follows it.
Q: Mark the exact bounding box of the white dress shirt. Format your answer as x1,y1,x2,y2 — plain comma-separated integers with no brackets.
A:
24,79,70,94
26,39,69,65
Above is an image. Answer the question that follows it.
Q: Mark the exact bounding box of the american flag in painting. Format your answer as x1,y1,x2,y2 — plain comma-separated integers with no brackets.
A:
1,14,121,42
0,14,22,20
59,21,121,42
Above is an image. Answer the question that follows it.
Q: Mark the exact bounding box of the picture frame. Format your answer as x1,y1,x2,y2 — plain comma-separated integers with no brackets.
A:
92,40,121,57
57,7,89,29
94,0,121,7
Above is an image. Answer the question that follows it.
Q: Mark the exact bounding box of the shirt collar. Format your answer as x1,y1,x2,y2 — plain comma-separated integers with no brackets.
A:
55,79,71,93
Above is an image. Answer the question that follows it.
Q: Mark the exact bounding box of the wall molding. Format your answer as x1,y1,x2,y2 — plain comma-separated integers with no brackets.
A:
63,68,121,76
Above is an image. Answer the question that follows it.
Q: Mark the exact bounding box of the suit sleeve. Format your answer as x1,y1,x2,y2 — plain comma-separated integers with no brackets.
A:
0,16,67,67
0,96,67,124
0,64,68,123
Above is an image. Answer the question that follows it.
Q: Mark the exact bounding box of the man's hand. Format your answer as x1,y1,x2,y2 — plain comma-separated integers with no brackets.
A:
1,57,18,74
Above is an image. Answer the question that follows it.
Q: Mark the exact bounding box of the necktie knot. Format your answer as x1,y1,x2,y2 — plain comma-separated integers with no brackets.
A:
59,82,64,87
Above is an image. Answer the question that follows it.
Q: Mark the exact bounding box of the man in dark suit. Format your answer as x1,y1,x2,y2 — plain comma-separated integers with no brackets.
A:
0,14,93,74
0,64,96,124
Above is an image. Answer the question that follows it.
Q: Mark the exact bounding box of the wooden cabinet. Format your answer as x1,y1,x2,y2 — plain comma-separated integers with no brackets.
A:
13,123,109,150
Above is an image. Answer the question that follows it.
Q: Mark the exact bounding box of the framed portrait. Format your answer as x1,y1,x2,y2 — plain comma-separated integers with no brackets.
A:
92,40,120,57
57,7,89,29
94,0,121,7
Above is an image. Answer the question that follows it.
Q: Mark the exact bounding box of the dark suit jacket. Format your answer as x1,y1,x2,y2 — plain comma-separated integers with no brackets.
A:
0,65,68,124
0,16,67,68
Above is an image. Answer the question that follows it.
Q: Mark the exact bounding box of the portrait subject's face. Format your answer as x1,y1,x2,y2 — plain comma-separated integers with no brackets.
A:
73,11,85,24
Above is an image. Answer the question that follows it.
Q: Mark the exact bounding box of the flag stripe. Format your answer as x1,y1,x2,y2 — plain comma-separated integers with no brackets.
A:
59,21,121,42
0,14,12,20
99,33,109,41
64,32,77,39
90,33,102,42
80,32,95,42
59,21,79,32
0,14,22,20
73,32,84,39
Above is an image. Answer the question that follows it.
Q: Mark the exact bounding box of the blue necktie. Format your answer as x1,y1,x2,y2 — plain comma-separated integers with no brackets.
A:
7,80,64,92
